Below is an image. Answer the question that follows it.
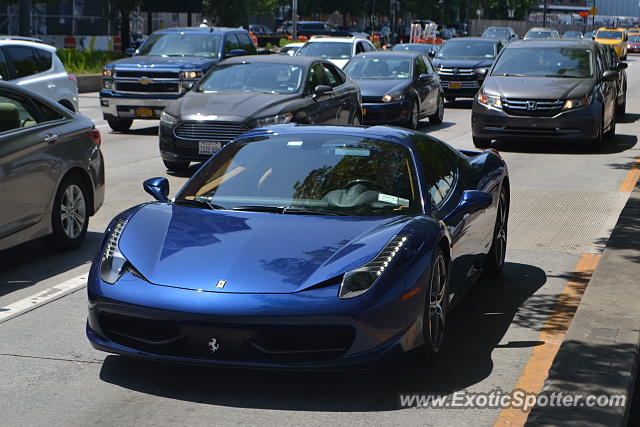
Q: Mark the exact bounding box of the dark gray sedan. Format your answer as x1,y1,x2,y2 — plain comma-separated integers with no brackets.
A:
0,81,105,252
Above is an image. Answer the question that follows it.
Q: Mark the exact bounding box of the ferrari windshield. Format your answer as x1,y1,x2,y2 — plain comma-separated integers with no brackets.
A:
492,47,593,78
177,133,419,216
138,33,221,57
197,63,305,94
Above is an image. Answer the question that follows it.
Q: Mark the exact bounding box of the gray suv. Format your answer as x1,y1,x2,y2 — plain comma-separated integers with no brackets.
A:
471,39,624,150
0,81,105,252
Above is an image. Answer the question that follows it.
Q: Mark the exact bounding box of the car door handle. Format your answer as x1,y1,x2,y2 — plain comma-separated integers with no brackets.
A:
44,133,59,143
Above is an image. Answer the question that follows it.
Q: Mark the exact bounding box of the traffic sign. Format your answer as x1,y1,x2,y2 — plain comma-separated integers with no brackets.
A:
590,6,598,15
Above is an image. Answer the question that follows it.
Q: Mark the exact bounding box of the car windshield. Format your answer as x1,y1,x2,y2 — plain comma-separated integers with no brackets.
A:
436,40,496,59
483,28,510,38
176,133,419,217
297,42,352,59
392,44,437,54
343,56,412,79
526,31,553,39
597,30,623,40
197,62,304,94
630,35,640,42
138,33,221,57
492,47,593,78
563,32,581,38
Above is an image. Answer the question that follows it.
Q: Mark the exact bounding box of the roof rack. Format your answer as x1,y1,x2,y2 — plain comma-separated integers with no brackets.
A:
0,36,45,43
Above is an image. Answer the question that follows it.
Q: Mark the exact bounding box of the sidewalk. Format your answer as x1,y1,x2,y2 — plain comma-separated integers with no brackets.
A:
527,180,640,426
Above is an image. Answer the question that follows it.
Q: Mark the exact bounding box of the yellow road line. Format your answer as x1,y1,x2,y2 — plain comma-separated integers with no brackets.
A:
618,157,640,192
494,253,601,426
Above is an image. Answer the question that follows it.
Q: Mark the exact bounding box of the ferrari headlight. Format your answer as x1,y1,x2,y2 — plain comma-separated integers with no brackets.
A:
100,220,129,284
339,235,408,299
160,111,178,126
382,92,404,103
477,91,502,109
253,113,293,127
563,95,592,110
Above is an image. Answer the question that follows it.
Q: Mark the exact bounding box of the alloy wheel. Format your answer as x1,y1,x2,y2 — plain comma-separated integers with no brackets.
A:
428,254,448,352
494,191,508,269
60,184,86,239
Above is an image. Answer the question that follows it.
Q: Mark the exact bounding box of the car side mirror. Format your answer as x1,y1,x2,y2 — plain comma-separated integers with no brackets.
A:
475,68,489,79
428,51,436,58
618,62,628,70
124,47,135,57
443,190,492,223
313,84,333,98
228,49,247,57
602,70,619,82
418,73,432,80
143,177,170,202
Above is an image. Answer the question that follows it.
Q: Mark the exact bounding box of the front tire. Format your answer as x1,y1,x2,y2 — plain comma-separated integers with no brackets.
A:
473,136,491,148
45,175,89,251
421,248,449,363
406,100,419,130
429,94,444,125
483,186,509,277
590,111,605,150
108,118,133,132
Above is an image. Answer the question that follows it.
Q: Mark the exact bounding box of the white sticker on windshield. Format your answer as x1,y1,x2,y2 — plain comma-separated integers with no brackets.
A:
287,140,303,146
334,148,370,156
378,193,410,206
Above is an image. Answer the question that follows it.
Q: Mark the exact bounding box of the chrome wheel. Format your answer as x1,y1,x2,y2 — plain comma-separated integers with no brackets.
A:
60,184,86,239
410,102,419,129
428,254,447,353
437,96,444,121
494,191,508,270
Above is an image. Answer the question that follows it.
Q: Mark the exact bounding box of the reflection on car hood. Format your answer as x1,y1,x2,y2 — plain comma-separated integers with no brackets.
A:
483,76,593,99
355,79,410,98
171,90,301,119
118,203,411,293
109,55,219,70
432,58,494,69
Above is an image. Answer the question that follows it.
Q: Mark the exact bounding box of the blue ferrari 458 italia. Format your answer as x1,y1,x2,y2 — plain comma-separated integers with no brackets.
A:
87,124,509,368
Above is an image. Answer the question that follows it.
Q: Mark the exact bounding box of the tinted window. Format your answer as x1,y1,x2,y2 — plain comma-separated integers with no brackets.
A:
322,63,344,87
224,34,240,54
422,55,435,74
492,47,593,78
355,42,365,54
597,30,623,40
414,57,427,76
4,46,40,78
34,48,52,72
236,32,255,53
0,93,39,133
414,138,457,209
37,100,65,121
308,63,329,91
138,33,222,58
0,49,10,80
198,62,304,94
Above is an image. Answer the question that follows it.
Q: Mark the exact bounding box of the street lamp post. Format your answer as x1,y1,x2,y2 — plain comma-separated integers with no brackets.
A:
19,0,31,36
292,0,298,41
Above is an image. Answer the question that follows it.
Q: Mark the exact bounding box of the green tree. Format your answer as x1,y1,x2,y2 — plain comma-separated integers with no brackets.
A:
203,0,280,27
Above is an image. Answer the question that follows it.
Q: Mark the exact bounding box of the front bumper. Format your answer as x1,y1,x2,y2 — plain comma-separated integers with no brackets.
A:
99,90,183,120
86,270,425,369
362,99,412,124
471,101,600,141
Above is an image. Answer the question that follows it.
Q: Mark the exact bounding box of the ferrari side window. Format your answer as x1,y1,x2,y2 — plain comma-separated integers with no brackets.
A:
414,138,457,210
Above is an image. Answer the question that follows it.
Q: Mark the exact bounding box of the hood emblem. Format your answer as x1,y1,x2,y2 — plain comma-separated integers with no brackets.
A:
526,101,537,110
138,77,152,85
208,338,220,355
216,280,227,288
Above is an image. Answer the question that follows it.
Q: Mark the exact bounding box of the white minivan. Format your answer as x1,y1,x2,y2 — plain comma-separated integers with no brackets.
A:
0,37,78,111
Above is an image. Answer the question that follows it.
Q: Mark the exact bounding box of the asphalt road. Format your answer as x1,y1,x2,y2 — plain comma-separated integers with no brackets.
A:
1,58,639,426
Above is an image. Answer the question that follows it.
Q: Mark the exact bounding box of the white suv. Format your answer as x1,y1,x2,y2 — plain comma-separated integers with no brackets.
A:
296,36,377,68
0,37,78,111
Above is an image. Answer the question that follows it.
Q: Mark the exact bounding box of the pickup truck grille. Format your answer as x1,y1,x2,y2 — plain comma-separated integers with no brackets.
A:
115,70,180,79
174,121,251,142
115,82,180,93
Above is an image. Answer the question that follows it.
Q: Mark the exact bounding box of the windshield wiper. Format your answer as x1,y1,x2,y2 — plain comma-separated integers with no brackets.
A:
174,199,226,210
231,205,346,216
543,74,578,78
231,205,285,213
494,73,526,77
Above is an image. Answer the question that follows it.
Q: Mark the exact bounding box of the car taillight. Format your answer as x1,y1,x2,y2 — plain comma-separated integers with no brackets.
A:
86,129,101,147
67,74,76,81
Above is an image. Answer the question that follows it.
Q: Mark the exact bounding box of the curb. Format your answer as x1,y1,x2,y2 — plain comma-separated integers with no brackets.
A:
526,180,640,426
76,74,101,93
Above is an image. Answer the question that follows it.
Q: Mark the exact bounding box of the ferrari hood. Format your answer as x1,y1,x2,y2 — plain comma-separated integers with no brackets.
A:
118,203,411,293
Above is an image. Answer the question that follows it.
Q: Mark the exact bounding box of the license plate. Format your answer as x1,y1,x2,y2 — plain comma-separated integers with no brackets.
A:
448,82,462,89
198,141,222,155
135,107,154,117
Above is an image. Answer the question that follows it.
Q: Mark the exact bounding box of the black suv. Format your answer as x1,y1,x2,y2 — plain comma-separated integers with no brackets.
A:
100,26,256,132
471,39,626,149
432,37,505,102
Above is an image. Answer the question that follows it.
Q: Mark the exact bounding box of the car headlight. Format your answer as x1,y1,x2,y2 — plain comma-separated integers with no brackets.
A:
339,235,408,299
100,220,130,284
253,113,293,127
475,68,489,79
382,92,404,103
160,111,178,126
477,91,502,109
102,68,113,78
181,70,203,80
563,95,592,110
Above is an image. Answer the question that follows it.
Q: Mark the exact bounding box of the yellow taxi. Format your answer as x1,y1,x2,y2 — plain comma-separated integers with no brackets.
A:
628,27,640,36
595,27,628,59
